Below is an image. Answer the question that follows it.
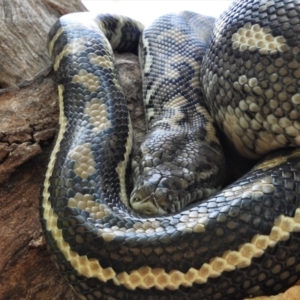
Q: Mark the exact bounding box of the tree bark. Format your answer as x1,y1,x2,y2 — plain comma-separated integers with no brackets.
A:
0,0,87,88
0,1,143,299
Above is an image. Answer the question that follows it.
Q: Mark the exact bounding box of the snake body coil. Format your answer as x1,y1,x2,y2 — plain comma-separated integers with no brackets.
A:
41,1,300,299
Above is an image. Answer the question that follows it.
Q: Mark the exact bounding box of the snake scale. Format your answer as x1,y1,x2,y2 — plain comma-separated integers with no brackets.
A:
40,0,300,299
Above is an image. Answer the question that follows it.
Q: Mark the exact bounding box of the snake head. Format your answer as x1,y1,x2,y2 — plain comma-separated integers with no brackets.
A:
130,128,226,216
129,172,190,215
130,175,171,215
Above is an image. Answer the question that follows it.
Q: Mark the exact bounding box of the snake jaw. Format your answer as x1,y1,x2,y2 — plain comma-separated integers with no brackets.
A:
130,172,179,215
130,182,171,215
130,194,169,215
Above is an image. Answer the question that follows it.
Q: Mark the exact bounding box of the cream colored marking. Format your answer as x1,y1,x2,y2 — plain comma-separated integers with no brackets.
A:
54,38,88,71
248,77,258,87
286,126,299,137
249,103,260,112
108,18,127,48
72,69,100,92
84,99,112,133
238,75,247,85
221,74,300,157
88,53,113,69
68,143,96,179
112,77,123,91
143,35,199,107
152,107,185,130
43,85,67,205
168,54,199,88
291,93,300,104
141,33,152,106
222,105,260,159
48,27,63,57
239,100,248,111
163,96,188,108
115,208,300,289
235,76,261,97
254,148,300,171
232,23,290,53
68,193,111,220
195,104,219,144
42,84,67,220
116,116,133,207
88,52,122,92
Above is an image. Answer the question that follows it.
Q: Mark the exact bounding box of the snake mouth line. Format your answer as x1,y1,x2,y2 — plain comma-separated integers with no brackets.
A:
130,192,170,215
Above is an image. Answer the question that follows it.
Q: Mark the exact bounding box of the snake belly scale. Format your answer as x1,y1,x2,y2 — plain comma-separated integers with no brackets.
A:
40,1,300,299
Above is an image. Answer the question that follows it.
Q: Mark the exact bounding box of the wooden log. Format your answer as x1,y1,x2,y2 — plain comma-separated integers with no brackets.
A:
0,0,87,88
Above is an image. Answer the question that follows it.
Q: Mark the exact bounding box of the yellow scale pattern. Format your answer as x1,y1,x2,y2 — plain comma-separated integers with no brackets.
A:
232,23,289,54
42,86,300,290
42,8,300,300
213,23,300,158
68,143,97,179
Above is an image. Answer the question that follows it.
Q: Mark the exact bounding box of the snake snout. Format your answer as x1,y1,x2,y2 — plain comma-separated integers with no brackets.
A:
129,174,178,215
130,172,193,215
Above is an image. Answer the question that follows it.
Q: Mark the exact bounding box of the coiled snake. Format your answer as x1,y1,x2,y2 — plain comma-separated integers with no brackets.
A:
40,0,300,299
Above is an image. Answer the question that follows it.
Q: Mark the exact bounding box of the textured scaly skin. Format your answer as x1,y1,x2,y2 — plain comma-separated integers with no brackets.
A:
41,2,300,299
130,12,226,215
